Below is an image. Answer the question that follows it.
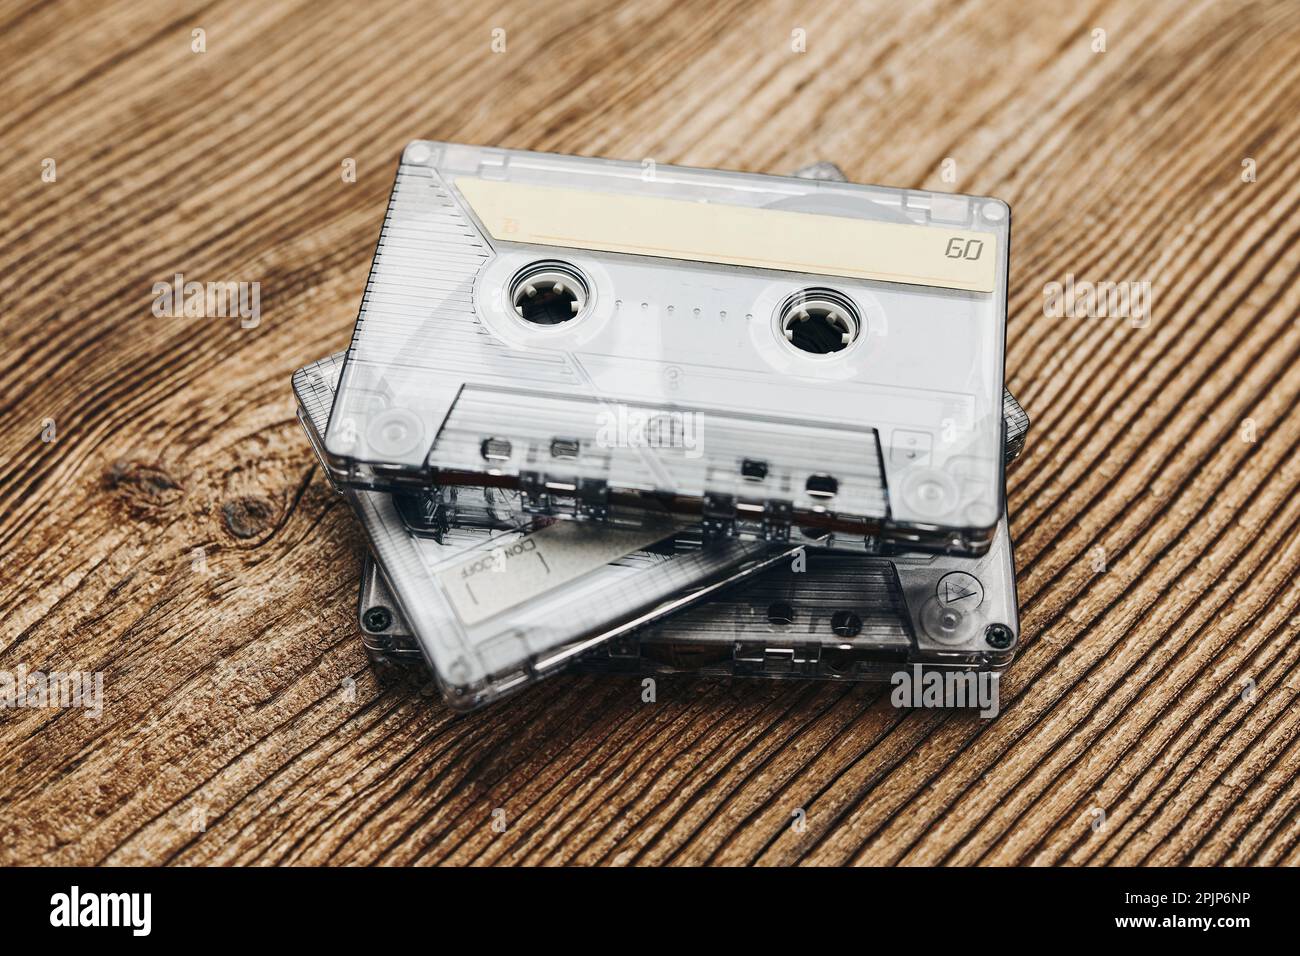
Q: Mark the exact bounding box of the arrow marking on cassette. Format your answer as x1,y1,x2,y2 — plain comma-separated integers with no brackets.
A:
944,581,979,603
936,571,984,608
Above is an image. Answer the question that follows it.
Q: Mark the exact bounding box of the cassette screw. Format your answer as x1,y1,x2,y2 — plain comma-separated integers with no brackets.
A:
831,610,863,638
767,602,795,625
363,606,393,633
985,624,1014,649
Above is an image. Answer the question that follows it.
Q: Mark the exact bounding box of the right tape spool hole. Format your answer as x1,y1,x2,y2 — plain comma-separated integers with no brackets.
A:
777,287,862,354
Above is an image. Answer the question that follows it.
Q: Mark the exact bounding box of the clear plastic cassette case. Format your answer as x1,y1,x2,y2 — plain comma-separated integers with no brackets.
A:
323,142,1012,554
362,514,1020,680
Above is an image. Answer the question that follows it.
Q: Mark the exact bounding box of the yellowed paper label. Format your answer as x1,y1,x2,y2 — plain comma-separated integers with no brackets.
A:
455,177,997,293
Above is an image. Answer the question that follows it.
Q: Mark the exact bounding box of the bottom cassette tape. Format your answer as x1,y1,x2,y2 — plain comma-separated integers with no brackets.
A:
358,512,1019,681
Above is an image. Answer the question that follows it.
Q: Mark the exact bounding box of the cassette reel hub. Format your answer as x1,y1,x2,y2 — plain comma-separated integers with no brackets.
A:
777,287,863,355
509,260,589,326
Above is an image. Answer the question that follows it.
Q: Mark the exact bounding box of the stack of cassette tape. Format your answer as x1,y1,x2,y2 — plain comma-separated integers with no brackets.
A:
294,143,1026,711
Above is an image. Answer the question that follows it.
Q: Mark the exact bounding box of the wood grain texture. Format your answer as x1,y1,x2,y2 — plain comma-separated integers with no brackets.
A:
1,0,1298,866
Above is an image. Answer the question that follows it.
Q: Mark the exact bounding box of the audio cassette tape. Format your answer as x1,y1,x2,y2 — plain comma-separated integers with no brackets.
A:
359,510,1019,679
323,142,1011,554
296,354,797,710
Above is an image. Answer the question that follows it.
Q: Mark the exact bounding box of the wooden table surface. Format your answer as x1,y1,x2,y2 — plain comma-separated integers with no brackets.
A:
3,0,1299,867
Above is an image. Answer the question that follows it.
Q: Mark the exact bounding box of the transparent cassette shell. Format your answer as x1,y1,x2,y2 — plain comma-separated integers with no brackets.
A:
362,514,1020,680
324,142,1012,554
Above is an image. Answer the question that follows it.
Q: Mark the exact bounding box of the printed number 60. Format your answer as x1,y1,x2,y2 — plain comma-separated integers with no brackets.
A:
945,238,984,260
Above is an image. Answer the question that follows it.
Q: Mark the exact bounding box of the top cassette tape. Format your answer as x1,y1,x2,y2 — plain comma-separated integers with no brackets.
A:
325,142,1012,554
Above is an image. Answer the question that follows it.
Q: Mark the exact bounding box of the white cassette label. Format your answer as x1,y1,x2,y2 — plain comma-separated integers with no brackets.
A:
437,521,677,627
455,177,998,293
